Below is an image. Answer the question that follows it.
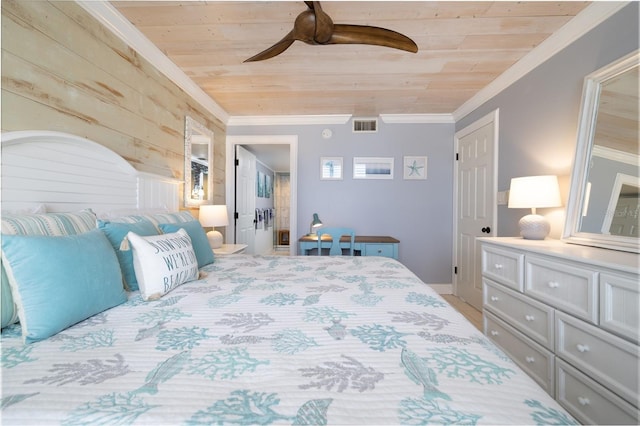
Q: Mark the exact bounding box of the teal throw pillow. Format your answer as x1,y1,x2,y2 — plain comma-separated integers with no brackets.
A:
98,220,159,291
159,221,215,268
1,267,18,328
0,209,97,329
1,229,127,343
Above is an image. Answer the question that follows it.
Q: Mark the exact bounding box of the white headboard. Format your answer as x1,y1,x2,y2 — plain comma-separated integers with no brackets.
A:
1,131,182,214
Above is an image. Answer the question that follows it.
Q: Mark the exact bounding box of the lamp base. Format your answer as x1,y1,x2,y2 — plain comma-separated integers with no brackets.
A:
207,230,223,248
519,214,550,240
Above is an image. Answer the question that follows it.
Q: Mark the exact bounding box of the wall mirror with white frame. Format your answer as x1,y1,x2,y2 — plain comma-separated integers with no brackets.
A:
184,116,214,207
564,50,639,253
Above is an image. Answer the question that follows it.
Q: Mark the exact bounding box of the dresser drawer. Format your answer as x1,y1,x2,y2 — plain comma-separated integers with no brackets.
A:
556,312,639,406
483,279,554,350
484,310,554,396
600,272,640,343
556,359,639,425
481,245,524,291
363,243,395,258
525,254,598,323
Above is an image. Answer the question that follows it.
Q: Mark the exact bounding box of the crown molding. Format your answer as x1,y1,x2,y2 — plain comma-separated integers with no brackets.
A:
592,145,639,166
77,1,626,127
227,114,352,127
228,114,455,126
452,1,630,122
380,114,454,124
76,1,229,124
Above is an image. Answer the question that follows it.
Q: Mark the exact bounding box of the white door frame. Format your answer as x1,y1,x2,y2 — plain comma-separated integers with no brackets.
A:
452,109,499,295
225,135,298,255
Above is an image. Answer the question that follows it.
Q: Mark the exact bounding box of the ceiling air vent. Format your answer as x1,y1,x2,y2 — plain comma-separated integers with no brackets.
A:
352,117,378,133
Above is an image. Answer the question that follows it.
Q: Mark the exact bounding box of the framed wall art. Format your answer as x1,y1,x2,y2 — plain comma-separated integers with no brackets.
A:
353,157,394,180
403,156,427,180
265,174,272,198
320,157,343,180
257,171,265,197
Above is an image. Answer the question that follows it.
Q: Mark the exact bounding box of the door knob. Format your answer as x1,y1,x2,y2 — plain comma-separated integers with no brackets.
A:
481,227,491,234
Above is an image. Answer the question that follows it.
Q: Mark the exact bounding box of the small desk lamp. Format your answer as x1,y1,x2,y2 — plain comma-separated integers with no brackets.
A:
508,175,561,240
199,205,229,248
309,213,323,236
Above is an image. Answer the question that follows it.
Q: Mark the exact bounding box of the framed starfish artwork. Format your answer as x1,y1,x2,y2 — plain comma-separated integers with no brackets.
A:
403,156,427,180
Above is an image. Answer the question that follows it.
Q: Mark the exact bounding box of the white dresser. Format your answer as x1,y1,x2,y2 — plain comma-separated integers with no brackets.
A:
479,237,639,425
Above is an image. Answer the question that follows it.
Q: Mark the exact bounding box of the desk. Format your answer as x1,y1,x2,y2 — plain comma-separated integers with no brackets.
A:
298,235,399,259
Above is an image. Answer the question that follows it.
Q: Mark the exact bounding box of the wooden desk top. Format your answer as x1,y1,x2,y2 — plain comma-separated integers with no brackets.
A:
298,235,399,244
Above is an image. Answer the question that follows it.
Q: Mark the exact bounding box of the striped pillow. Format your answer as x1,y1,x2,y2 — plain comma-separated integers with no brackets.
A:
1,209,97,329
110,211,197,232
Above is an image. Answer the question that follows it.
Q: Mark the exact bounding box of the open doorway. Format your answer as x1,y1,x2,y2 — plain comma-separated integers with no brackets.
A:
225,135,298,255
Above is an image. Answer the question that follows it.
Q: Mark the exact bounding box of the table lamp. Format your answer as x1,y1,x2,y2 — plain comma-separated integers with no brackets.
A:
508,175,561,240
309,213,323,236
199,205,229,248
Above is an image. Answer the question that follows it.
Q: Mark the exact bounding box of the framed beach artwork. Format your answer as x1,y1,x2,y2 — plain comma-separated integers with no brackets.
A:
265,174,272,198
403,156,427,180
320,157,343,180
353,157,394,180
257,171,265,197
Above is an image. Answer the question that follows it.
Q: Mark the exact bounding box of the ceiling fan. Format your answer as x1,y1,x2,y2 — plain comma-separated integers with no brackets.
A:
244,1,418,62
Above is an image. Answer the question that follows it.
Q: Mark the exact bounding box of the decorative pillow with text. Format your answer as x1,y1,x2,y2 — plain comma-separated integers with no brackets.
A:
127,229,199,301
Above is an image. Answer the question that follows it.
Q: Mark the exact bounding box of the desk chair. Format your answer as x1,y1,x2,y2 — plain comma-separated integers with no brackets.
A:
317,227,355,256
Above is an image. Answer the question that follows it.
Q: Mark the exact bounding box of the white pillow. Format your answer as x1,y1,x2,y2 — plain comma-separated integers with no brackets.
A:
97,207,168,221
127,229,199,301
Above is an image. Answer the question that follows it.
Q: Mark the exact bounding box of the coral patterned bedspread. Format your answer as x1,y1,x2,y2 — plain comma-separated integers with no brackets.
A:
1,255,576,425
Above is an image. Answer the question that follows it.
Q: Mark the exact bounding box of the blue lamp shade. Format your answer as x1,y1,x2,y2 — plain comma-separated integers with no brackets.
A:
309,213,323,235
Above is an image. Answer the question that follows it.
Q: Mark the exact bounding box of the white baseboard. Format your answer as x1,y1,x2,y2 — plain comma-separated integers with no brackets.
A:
428,284,453,294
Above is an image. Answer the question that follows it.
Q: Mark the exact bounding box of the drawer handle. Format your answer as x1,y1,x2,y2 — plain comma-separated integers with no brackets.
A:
490,296,499,302
576,344,590,353
525,356,535,363
525,315,535,322
548,281,559,289
578,397,590,406
490,330,499,336
494,263,503,270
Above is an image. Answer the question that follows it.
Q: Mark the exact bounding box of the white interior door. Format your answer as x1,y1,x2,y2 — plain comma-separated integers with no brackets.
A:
236,145,256,254
454,111,498,310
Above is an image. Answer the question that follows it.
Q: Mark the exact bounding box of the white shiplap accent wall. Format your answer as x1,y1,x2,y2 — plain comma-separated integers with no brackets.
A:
1,131,181,215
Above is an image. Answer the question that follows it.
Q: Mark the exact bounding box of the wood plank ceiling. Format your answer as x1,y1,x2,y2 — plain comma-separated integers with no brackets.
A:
110,1,591,117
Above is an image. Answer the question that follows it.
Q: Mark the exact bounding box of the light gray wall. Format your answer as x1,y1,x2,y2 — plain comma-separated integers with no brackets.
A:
581,156,639,233
228,122,455,285
228,2,638,284
456,2,639,237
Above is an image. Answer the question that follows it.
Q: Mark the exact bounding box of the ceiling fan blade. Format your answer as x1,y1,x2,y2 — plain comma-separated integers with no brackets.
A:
329,24,418,53
310,1,333,44
244,34,296,62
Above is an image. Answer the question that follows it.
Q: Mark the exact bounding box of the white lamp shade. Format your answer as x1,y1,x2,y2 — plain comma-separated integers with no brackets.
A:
508,175,562,209
199,205,229,249
508,176,561,240
199,205,229,227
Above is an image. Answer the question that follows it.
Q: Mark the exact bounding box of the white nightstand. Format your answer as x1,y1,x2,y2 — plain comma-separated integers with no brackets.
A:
213,244,248,255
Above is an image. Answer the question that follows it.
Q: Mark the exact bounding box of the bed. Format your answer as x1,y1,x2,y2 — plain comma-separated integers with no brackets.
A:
0,131,577,425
